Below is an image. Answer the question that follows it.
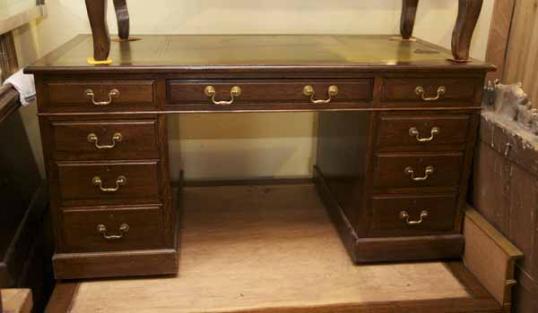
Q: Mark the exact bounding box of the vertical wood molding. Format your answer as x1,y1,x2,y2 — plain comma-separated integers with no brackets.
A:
485,0,517,81
504,0,538,105
0,32,19,81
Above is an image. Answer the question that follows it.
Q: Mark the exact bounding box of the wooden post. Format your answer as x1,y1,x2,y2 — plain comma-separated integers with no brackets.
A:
451,0,484,62
400,0,419,40
85,0,110,62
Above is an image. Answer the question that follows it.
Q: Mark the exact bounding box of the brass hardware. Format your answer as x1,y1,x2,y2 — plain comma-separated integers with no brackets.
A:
97,223,130,240
408,127,440,142
204,86,242,105
84,89,120,106
404,166,434,181
399,210,429,225
87,133,123,149
303,85,339,104
92,175,127,192
414,86,446,101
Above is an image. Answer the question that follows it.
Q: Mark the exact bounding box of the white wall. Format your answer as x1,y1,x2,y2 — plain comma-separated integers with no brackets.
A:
12,0,494,181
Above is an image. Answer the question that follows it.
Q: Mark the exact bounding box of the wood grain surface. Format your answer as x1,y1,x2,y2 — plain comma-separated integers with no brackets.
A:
504,0,538,105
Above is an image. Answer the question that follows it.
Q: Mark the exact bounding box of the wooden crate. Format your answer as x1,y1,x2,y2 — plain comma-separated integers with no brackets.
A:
473,112,538,313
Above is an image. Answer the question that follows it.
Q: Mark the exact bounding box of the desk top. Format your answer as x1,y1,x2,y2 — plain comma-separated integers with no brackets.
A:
27,34,493,74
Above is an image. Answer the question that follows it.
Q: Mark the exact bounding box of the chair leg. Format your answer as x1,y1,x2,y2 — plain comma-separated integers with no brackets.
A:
85,0,110,62
451,0,484,62
113,0,130,40
400,0,419,40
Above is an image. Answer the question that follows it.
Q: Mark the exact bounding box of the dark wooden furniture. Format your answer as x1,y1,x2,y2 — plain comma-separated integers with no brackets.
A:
25,0,493,280
0,85,53,312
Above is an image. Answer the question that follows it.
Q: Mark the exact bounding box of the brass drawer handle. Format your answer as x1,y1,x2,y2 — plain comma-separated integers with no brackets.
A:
87,133,123,149
204,86,242,105
303,85,339,104
84,89,120,106
404,166,434,181
97,223,130,240
399,210,429,225
92,175,126,192
415,86,446,102
408,127,440,142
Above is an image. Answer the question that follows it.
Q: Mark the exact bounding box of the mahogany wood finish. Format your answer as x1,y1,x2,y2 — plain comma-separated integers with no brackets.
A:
55,160,161,206
381,77,481,104
43,80,155,113
49,119,160,161
375,113,471,150
26,34,492,278
60,206,165,252
372,152,464,189
400,0,419,40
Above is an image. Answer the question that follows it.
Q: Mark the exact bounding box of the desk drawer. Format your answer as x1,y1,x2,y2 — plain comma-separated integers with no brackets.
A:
51,119,159,161
369,194,457,236
376,113,471,149
56,161,161,206
166,79,373,109
43,80,156,112
381,78,480,104
60,206,164,252
373,153,464,189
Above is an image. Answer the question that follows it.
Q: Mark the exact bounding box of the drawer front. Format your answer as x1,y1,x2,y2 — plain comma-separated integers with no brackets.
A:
381,78,481,104
56,161,161,206
51,119,160,161
376,113,471,149
373,153,464,189
166,79,373,108
369,194,457,236
60,206,164,252
44,80,155,112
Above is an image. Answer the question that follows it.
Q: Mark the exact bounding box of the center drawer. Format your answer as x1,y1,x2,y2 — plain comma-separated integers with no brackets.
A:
166,79,373,109
60,206,165,253
55,161,161,206
50,119,160,161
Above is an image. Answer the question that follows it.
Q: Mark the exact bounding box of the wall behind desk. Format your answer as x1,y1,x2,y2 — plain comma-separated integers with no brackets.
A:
12,0,493,181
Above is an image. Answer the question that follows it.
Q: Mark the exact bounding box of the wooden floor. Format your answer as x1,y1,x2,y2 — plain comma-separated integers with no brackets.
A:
47,183,501,313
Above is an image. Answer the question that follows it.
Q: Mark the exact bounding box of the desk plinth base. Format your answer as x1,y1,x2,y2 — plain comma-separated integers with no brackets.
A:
314,166,464,263
52,249,178,280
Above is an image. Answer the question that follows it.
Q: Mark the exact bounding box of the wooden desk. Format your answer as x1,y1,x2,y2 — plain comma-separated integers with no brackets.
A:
26,34,493,280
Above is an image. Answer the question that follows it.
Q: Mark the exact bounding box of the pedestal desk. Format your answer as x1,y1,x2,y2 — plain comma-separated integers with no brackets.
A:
26,33,493,279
